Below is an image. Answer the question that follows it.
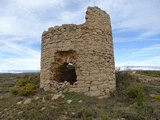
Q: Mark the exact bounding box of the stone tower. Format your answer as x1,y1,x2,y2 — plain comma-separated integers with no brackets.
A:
40,6,116,98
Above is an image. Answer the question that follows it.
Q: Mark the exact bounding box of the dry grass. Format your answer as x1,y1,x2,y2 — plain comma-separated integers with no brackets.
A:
0,71,160,120
136,70,160,78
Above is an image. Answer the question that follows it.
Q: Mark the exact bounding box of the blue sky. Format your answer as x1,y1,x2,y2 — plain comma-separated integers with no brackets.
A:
0,0,160,71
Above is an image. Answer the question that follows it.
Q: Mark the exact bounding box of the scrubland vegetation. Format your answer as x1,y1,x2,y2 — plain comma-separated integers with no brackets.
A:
0,71,160,120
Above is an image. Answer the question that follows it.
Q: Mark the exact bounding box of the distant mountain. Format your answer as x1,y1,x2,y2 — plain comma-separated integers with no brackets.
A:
0,70,40,73
117,66,160,71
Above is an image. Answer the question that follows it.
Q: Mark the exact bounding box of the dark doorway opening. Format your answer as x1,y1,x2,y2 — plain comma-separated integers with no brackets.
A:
58,62,77,85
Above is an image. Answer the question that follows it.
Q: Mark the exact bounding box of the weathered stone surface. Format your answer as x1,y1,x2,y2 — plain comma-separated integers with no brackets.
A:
78,100,83,103
67,99,72,104
18,111,23,115
34,96,40,100
40,107,46,111
17,101,23,105
40,6,116,98
42,97,46,103
52,93,64,100
23,98,32,105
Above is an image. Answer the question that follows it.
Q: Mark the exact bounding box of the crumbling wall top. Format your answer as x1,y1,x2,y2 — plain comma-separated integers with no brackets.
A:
42,6,110,36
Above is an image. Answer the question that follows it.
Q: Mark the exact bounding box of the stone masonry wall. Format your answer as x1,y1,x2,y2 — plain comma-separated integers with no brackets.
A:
40,6,116,98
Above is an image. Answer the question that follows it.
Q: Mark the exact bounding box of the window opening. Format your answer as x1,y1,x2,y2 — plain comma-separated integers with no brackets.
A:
58,62,77,85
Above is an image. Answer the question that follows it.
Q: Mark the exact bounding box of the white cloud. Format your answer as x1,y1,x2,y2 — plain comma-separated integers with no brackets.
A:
0,0,160,70
107,0,160,40
0,38,40,70
114,1,160,28
0,57,40,70
0,16,20,35
116,55,160,67
129,44,160,57
14,0,66,8
1,41,39,57
115,43,160,67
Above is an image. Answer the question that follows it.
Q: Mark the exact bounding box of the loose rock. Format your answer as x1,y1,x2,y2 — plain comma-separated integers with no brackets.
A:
17,101,23,105
42,97,46,103
18,111,23,115
67,99,72,104
78,100,83,103
52,93,64,100
23,98,32,104
40,107,46,111
35,96,39,100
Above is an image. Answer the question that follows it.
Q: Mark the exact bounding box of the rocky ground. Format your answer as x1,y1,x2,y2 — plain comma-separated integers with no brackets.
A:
0,71,160,120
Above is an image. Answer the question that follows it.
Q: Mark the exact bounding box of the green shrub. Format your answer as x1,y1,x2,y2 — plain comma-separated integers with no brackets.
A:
10,75,39,96
25,83,37,94
126,84,145,106
10,83,37,96
116,71,135,87
152,95,160,99
101,114,110,120
10,88,27,96
15,74,40,88
78,107,93,119
0,81,15,87
22,75,29,79
9,74,39,96
9,88,18,95
17,88,27,96
30,75,40,85
115,71,139,97
16,79,30,87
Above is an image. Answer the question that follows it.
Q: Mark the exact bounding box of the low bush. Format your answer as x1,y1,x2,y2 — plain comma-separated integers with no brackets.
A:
29,75,40,85
10,74,39,96
16,79,30,87
152,94,160,99
0,81,15,87
100,114,110,120
78,107,94,119
10,88,26,96
22,74,29,79
9,88,18,95
115,71,139,98
136,70,160,78
17,88,27,96
15,74,40,87
25,83,37,94
116,71,136,88
10,83,37,96
126,84,145,106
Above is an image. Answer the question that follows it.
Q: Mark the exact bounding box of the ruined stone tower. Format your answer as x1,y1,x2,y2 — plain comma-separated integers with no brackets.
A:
40,6,116,98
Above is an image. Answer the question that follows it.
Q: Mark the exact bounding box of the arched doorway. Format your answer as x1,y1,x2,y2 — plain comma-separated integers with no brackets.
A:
51,50,77,85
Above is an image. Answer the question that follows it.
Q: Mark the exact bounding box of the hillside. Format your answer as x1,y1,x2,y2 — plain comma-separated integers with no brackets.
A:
0,71,160,120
